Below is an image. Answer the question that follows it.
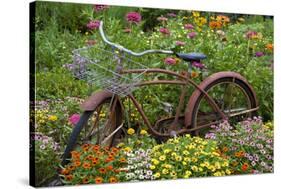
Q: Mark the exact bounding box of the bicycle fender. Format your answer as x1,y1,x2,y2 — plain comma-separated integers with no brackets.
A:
184,71,258,127
80,90,115,111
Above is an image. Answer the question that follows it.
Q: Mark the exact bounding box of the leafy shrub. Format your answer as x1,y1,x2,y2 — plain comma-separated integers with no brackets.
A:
35,68,91,100
60,144,127,185
150,134,231,179
205,117,273,174
33,133,60,186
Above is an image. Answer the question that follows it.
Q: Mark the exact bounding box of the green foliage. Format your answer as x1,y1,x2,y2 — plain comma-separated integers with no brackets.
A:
35,68,91,100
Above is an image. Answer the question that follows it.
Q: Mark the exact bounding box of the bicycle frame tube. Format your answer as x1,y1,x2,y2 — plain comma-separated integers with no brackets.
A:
122,68,226,136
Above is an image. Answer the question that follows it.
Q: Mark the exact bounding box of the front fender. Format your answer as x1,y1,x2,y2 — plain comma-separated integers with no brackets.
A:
80,90,116,111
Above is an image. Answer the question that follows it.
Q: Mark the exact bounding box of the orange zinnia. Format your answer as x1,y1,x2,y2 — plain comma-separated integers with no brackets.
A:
266,43,273,51
82,162,91,169
109,176,118,183
241,163,249,171
106,165,113,171
82,177,89,184
92,145,100,152
111,147,119,153
222,147,229,152
65,174,73,181
92,160,99,166
68,165,75,171
60,168,70,175
95,177,103,184
98,167,107,174
209,21,222,29
71,151,81,159
86,155,94,161
74,161,81,167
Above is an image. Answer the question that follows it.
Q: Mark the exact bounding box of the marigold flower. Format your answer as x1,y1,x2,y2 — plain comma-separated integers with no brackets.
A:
126,12,142,24
60,168,70,175
191,71,199,78
95,177,103,184
48,115,58,121
109,176,118,183
140,129,148,135
74,161,81,167
92,145,100,152
127,128,135,135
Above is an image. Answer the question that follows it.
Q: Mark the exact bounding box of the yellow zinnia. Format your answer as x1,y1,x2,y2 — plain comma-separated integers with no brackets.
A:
127,128,135,135
48,115,58,121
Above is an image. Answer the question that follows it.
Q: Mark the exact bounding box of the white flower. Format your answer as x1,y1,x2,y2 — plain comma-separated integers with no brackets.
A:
139,175,144,180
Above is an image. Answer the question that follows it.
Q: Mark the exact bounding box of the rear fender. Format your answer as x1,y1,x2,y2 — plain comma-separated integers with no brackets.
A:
80,90,120,111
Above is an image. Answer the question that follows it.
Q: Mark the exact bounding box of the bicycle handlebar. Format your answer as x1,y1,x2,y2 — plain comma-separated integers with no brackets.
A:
99,21,174,56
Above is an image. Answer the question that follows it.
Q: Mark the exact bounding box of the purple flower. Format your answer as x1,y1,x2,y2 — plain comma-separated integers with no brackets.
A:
87,20,100,30
248,156,254,161
159,27,170,35
93,4,109,12
192,61,205,69
255,52,264,57
175,41,185,46
205,132,216,139
69,114,81,125
184,24,194,30
167,13,177,17
188,32,197,39
164,57,177,65
126,12,142,24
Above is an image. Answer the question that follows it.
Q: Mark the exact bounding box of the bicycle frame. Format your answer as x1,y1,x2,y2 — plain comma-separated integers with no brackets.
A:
114,67,226,137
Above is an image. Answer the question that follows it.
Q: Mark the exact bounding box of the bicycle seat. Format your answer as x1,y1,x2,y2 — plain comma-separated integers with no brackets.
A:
176,52,207,62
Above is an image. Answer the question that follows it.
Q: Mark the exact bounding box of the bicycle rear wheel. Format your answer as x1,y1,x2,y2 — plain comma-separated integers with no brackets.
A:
188,72,258,137
62,97,123,165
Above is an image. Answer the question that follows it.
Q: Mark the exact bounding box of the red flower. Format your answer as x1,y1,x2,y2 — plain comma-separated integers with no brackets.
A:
241,163,249,171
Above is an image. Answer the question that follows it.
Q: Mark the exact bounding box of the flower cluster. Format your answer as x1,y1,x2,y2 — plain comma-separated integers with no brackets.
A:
87,20,100,30
60,144,127,185
206,117,273,174
118,149,154,181
150,134,231,179
33,133,60,151
93,4,109,12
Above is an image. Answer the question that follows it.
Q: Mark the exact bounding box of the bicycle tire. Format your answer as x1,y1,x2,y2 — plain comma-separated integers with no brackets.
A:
62,97,122,165
188,72,258,137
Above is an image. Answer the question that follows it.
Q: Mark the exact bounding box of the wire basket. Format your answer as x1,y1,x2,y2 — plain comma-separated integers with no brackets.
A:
70,46,148,96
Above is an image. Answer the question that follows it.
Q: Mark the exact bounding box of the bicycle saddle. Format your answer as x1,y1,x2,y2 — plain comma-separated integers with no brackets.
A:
176,52,207,62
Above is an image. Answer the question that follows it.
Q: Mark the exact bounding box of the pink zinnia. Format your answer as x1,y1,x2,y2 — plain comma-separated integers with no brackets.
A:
164,57,177,65
157,16,168,21
69,114,80,125
167,13,177,17
93,4,109,12
176,41,185,46
188,32,197,39
159,27,170,35
126,12,142,24
87,20,100,30
246,30,257,39
192,61,205,69
184,24,194,30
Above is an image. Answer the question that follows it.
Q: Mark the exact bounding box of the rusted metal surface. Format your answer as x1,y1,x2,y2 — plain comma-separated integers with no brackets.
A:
135,80,186,87
122,68,188,80
184,71,258,127
80,90,113,111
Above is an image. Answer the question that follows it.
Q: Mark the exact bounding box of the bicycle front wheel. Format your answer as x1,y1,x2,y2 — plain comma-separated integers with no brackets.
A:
187,72,258,137
62,97,123,165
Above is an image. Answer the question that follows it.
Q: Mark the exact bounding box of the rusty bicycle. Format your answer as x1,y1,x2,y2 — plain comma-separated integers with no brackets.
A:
62,21,258,164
